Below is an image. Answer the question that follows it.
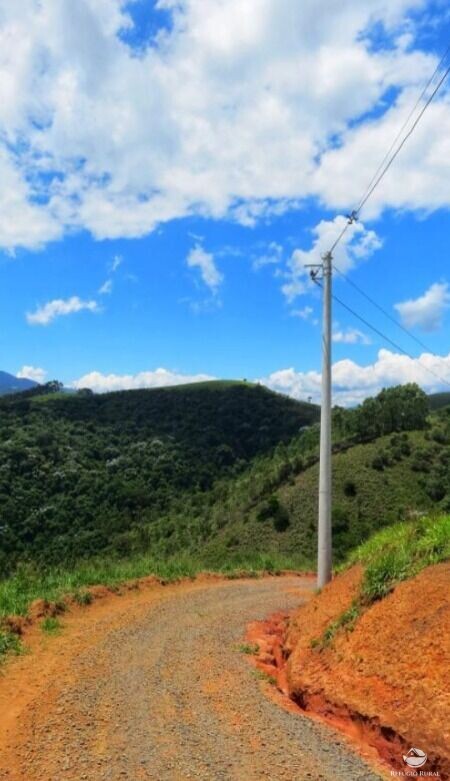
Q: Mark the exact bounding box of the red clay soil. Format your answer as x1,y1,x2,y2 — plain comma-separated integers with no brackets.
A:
280,562,450,778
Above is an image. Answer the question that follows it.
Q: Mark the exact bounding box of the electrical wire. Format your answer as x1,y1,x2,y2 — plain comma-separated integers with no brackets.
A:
330,288,450,389
328,43,450,255
321,44,450,384
355,42,450,214
356,63,450,217
332,263,435,354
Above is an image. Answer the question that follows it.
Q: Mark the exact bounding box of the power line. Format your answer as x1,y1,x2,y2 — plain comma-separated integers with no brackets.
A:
329,43,450,254
355,42,450,214
356,63,450,217
332,263,436,354
330,288,450,389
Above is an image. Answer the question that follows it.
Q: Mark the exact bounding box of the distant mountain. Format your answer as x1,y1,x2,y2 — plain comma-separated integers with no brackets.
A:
0,370,39,396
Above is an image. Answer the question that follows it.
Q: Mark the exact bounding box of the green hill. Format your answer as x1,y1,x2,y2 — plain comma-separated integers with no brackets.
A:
0,380,319,574
1,379,449,579
428,392,450,411
145,384,450,565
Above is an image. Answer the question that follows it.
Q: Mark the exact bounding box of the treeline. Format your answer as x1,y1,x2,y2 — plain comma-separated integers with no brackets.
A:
333,383,429,441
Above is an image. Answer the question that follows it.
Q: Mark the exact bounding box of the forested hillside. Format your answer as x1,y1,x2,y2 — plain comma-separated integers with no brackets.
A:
1,379,449,577
142,384,448,565
0,381,319,573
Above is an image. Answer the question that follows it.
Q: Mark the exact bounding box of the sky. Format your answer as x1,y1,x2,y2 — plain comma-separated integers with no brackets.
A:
0,0,450,405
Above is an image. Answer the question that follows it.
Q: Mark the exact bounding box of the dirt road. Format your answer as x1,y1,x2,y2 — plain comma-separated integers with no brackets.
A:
0,576,383,781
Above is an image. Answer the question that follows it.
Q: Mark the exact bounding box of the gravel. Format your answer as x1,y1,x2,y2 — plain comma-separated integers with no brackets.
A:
3,577,383,781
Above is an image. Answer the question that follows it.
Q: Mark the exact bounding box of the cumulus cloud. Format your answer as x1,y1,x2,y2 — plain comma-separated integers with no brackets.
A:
0,0,447,250
72,367,215,393
259,348,450,406
187,245,223,293
332,327,371,345
394,282,450,332
26,296,99,325
282,217,382,302
17,365,47,383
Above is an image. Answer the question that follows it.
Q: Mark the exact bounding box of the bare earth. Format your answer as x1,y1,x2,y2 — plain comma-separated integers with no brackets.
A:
0,576,383,781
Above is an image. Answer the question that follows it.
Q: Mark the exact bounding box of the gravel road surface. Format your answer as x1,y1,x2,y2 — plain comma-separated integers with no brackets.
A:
0,576,383,781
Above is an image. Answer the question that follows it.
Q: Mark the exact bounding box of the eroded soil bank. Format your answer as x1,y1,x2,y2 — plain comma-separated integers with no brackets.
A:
247,562,450,780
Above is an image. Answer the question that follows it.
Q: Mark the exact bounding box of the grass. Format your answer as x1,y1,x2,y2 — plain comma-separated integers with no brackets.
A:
349,513,450,603
236,642,259,655
0,550,307,620
313,514,450,650
0,630,23,660
72,590,93,606
41,617,62,635
252,669,277,685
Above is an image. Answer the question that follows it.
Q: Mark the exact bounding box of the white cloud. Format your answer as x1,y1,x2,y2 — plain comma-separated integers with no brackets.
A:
72,367,215,393
26,296,99,325
99,279,113,295
17,365,47,383
252,242,283,270
260,348,450,406
394,282,450,332
0,0,448,249
292,305,314,321
70,347,450,403
187,244,223,293
313,85,450,219
111,255,123,272
332,326,371,344
282,216,382,302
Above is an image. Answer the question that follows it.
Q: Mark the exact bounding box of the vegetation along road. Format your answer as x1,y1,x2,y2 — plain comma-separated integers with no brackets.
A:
0,575,383,781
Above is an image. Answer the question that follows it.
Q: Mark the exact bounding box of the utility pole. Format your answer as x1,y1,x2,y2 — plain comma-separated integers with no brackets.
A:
317,251,332,588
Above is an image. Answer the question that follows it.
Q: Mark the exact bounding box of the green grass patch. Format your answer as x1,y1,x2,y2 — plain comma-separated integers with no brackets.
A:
72,589,93,606
313,602,361,650
252,669,277,685
315,514,450,649
349,514,450,603
0,629,23,661
236,642,259,655
0,550,307,620
41,617,62,635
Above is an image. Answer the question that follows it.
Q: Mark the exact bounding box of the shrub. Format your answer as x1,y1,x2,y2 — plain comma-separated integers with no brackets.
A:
425,479,446,502
343,480,357,497
372,450,392,472
273,507,290,533
332,505,348,533
411,449,432,473
256,494,290,532
257,494,280,522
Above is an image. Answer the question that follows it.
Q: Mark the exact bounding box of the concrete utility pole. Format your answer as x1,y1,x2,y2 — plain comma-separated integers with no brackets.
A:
317,251,333,588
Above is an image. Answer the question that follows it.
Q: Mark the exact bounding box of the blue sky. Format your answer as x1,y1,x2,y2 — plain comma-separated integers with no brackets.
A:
0,0,449,404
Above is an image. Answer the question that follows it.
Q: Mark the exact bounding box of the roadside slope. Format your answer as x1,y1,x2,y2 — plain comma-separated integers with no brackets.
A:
285,518,450,778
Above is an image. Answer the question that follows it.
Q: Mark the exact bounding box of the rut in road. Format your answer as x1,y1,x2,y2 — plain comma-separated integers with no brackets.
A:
0,576,383,781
